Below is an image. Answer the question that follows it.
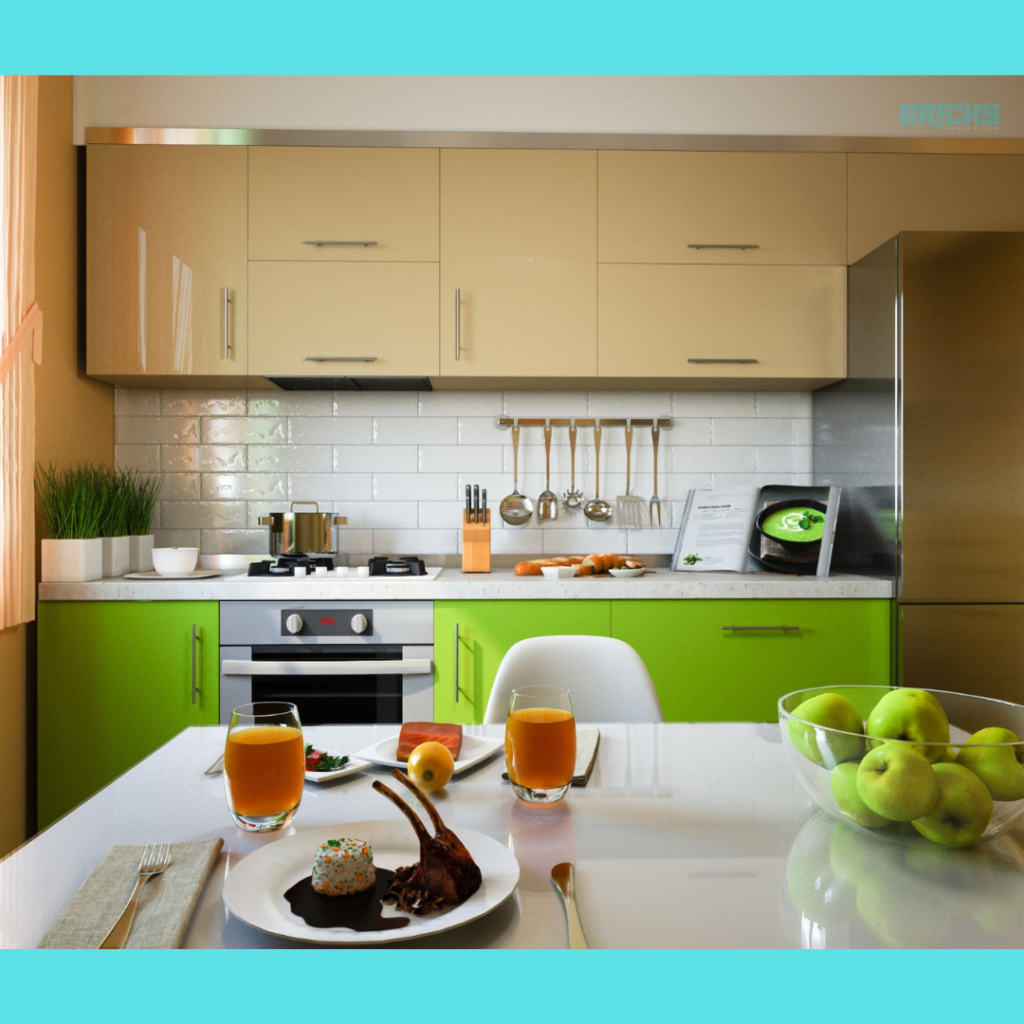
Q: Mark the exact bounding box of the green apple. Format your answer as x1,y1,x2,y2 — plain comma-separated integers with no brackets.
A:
830,761,892,828
940,746,959,763
787,692,865,768
866,688,950,762
956,727,1024,801
856,742,939,821
912,762,993,846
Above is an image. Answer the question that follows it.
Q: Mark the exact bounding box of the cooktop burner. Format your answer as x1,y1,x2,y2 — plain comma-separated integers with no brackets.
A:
367,556,428,577
247,555,336,577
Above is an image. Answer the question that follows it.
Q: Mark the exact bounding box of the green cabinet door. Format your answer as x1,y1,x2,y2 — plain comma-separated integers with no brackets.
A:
433,600,611,724
37,601,220,826
611,599,891,722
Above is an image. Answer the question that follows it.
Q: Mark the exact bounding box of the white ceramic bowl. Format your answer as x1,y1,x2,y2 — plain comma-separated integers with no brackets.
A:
151,546,199,576
541,565,579,580
608,567,644,578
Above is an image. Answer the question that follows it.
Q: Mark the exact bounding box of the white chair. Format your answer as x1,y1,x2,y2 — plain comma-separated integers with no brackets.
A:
483,635,664,724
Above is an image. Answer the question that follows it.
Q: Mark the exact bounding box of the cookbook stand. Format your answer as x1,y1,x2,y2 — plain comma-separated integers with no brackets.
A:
462,510,491,573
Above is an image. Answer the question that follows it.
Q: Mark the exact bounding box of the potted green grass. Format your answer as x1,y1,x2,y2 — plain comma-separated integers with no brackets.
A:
36,463,107,582
124,470,162,572
97,466,133,576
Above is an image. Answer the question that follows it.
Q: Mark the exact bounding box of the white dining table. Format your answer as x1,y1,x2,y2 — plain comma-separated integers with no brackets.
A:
3,722,1024,949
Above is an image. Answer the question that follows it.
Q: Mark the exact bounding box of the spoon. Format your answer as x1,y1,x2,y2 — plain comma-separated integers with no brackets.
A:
563,420,584,513
583,421,613,522
537,420,558,521
551,863,589,949
499,421,533,526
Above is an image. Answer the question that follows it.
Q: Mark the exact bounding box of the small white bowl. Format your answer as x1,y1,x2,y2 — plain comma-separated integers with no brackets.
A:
541,565,579,580
151,546,199,576
608,567,644,578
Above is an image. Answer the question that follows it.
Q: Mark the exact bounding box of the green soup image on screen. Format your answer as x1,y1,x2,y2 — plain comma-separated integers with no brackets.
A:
761,507,825,543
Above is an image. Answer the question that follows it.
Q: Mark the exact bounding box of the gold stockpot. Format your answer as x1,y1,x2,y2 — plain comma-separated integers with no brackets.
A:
259,501,348,555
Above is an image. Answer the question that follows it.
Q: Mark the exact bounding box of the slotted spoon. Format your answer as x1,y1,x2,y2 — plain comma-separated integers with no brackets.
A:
616,420,647,526
500,421,534,526
537,420,558,521
563,420,584,513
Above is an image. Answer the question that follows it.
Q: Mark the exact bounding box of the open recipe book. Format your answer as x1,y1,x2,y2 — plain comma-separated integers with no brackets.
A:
671,484,841,576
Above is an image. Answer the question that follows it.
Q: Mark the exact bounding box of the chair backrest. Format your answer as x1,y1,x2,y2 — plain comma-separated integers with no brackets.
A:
483,635,664,724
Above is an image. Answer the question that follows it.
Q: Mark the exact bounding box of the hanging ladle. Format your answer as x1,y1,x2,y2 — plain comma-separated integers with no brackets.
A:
583,420,613,522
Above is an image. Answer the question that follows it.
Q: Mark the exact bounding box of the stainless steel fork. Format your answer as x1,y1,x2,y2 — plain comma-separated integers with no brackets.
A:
98,843,173,949
649,423,662,526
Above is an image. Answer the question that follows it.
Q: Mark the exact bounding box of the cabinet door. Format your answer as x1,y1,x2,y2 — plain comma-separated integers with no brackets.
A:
87,145,247,377
848,154,1024,263
611,600,891,722
249,262,440,376
433,601,611,724
37,602,220,826
248,147,439,262
599,264,846,382
599,152,847,265
439,150,598,378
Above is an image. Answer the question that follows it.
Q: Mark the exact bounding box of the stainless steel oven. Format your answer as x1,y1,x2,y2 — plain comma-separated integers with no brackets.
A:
219,601,434,725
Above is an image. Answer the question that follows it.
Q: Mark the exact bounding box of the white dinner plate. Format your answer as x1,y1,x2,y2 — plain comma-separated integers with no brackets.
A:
222,820,519,945
123,570,223,580
354,733,504,773
304,755,371,784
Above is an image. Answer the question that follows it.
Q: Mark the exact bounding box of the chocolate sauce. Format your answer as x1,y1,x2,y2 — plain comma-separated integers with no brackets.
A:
284,868,410,932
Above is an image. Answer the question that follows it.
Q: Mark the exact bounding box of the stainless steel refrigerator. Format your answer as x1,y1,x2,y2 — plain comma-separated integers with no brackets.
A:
814,230,1024,702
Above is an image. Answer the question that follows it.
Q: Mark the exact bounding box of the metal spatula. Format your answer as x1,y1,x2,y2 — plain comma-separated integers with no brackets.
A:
616,420,647,527
500,421,533,526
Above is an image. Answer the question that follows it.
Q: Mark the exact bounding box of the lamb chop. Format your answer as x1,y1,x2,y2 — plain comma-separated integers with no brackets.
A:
372,769,482,915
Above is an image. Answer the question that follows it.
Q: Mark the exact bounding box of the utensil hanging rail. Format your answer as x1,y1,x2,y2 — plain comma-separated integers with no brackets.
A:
496,417,672,430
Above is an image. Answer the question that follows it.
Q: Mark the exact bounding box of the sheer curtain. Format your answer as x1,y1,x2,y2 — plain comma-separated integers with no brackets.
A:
0,76,42,628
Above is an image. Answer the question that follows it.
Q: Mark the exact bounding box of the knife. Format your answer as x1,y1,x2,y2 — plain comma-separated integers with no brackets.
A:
481,488,487,524
551,863,589,949
465,484,473,524
473,484,480,524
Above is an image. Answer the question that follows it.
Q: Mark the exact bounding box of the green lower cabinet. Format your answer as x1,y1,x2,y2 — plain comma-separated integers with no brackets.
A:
433,600,611,723
611,599,891,722
37,601,219,826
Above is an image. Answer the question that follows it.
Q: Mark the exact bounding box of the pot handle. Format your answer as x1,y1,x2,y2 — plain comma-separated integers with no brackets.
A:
258,517,273,526
332,516,348,526
290,501,320,512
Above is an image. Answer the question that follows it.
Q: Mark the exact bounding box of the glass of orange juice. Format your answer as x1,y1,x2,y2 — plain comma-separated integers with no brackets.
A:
505,686,576,804
224,702,305,832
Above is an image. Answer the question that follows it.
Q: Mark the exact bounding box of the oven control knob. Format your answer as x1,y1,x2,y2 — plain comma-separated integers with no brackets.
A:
350,613,369,635
285,613,304,635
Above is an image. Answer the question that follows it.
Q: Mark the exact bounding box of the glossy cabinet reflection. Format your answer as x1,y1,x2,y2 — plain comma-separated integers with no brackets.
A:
87,145,248,380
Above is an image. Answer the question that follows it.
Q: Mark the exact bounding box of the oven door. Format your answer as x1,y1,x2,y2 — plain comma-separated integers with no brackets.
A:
219,644,434,725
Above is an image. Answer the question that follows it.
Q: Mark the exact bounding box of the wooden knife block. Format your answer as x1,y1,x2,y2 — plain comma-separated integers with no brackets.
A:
462,510,491,573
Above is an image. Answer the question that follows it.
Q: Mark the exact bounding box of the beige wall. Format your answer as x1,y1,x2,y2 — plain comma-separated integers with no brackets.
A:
0,76,113,857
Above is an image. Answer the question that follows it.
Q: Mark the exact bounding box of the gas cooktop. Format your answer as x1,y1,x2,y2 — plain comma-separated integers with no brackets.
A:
228,558,443,582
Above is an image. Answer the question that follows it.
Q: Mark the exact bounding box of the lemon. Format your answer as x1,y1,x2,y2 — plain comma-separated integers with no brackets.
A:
407,741,455,792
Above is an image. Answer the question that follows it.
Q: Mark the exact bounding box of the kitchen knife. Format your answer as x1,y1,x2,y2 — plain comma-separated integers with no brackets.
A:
473,484,480,524
481,488,487,524
465,484,473,524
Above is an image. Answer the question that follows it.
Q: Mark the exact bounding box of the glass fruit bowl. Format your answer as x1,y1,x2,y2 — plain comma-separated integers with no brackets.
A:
778,686,1024,848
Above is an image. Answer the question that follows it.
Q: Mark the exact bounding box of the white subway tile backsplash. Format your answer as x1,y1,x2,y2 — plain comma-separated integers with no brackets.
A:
289,417,372,445
116,385,813,557
152,528,200,549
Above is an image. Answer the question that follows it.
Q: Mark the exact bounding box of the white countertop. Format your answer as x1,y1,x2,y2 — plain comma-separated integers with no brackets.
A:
4,723,1020,949
38,568,894,602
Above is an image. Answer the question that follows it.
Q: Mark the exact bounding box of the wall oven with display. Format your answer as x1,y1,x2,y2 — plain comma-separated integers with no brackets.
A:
219,601,434,725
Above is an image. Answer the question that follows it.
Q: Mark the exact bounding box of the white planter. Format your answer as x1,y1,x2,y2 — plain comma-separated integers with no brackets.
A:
128,534,155,572
102,535,130,577
40,538,103,582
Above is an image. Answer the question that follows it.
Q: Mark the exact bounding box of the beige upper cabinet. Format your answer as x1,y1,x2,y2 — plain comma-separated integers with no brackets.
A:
439,150,598,378
848,154,1024,263
87,145,248,378
599,152,847,265
599,264,846,383
248,147,439,262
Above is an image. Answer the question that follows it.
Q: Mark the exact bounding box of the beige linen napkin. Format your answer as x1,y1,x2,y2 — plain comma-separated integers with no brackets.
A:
572,728,600,786
39,839,223,949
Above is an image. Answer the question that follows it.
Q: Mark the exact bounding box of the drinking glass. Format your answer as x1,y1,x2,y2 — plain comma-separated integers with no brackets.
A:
504,685,576,804
224,702,305,832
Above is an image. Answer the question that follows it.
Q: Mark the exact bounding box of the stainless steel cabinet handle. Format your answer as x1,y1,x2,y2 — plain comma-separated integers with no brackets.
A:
221,659,433,676
688,358,760,365
304,356,379,363
721,625,800,632
455,288,461,362
687,243,760,250
303,240,378,247
191,624,200,705
221,287,231,359
454,622,460,704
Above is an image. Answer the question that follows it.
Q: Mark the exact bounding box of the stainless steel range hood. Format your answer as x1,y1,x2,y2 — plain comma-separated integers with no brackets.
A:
266,376,432,391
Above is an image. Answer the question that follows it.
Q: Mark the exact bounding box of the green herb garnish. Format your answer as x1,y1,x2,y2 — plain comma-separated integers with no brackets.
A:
305,743,350,772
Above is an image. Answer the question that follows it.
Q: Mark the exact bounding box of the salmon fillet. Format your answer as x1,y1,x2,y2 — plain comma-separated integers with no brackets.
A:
397,722,463,761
